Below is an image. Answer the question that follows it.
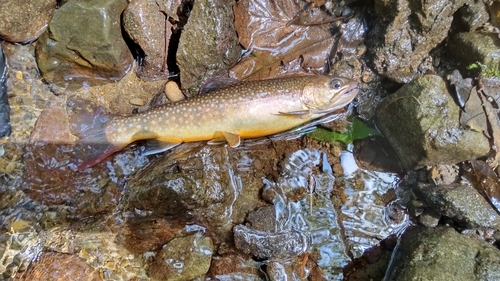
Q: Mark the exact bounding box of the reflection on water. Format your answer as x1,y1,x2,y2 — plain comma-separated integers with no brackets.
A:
253,148,407,280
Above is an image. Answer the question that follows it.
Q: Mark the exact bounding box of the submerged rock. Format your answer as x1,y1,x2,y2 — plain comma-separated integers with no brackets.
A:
35,0,133,90
375,75,490,170
413,183,500,230
14,252,102,281
233,224,309,259
149,234,213,281
0,0,56,43
177,0,241,96
367,0,466,83
385,227,500,281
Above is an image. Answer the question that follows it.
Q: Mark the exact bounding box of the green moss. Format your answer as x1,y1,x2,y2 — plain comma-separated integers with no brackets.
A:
467,61,500,78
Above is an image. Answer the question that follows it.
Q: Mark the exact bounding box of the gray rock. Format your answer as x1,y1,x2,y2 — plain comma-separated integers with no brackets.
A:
177,0,241,96
150,234,213,281
123,0,170,80
0,0,56,43
414,183,500,230
367,0,467,83
375,75,490,169
385,227,500,281
448,32,500,77
35,0,133,90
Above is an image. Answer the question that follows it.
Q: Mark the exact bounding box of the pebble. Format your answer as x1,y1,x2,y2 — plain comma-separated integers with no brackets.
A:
165,81,185,102
15,71,23,80
129,98,145,106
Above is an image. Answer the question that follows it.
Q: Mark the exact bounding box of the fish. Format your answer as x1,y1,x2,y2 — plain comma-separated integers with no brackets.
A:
69,75,359,170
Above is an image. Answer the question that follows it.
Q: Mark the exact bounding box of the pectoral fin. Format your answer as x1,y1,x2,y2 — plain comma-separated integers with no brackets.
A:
208,131,241,147
277,110,310,118
143,139,182,156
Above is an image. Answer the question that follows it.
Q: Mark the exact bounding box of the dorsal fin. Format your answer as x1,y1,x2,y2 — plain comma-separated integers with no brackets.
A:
200,77,241,94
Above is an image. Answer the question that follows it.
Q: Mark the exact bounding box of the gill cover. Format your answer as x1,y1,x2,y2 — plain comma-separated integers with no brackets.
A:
301,77,355,113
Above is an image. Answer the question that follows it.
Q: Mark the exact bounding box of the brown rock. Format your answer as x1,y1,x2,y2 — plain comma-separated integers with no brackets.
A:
0,0,56,43
123,0,170,80
14,252,101,281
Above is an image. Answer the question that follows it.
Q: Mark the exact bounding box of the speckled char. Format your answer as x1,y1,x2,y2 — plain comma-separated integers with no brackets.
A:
104,75,358,146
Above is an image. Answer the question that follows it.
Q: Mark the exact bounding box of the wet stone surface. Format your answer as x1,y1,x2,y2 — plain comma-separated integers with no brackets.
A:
149,234,213,281
177,0,241,96
35,0,133,90
367,0,467,83
384,227,500,281
448,32,500,77
0,0,56,43
123,0,171,80
375,74,490,170
413,183,500,230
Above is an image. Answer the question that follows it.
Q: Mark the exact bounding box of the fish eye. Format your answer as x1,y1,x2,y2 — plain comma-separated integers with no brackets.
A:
329,79,343,89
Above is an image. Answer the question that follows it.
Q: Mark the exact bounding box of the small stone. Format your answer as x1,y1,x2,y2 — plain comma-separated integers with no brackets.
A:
129,98,145,106
15,71,23,80
165,81,184,102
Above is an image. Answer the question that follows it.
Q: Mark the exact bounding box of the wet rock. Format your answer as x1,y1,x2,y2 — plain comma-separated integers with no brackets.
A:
427,164,459,185
344,236,397,281
367,0,466,83
124,141,296,240
116,217,185,254
448,32,500,77
14,252,101,281
177,0,241,96
0,0,56,43
149,234,213,281
375,75,490,170
233,224,308,259
208,253,263,279
0,44,11,138
35,0,133,90
245,206,279,232
385,227,500,281
454,1,489,31
417,208,441,228
22,106,121,216
123,0,170,80
353,136,404,173
413,183,500,230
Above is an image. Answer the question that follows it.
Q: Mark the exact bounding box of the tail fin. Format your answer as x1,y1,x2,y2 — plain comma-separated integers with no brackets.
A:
67,98,125,170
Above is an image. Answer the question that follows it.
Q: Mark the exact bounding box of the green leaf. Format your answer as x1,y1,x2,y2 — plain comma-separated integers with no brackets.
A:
307,118,381,144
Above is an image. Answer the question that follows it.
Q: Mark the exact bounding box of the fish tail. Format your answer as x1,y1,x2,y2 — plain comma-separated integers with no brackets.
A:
67,98,125,170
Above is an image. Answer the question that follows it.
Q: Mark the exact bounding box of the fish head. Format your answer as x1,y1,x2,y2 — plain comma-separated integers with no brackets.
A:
301,76,359,113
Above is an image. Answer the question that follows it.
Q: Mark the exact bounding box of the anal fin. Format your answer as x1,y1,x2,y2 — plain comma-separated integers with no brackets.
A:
142,139,181,156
